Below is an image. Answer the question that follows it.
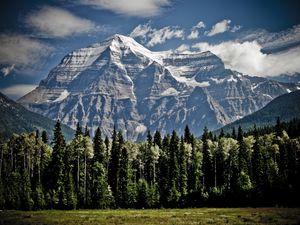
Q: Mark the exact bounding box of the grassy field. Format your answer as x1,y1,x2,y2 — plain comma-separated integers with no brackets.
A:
1,208,300,225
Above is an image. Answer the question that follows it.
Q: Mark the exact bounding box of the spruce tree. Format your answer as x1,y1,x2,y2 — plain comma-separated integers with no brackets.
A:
168,131,180,204
75,122,82,137
178,137,188,202
184,125,192,144
202,126,213,189
48,120,66,208
118,147,129,208
93,127,105,164
153,131,162,149
108,126,120,200
41,130,48,145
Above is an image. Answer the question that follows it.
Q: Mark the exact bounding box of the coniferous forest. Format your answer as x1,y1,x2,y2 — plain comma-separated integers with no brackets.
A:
0,118,300,210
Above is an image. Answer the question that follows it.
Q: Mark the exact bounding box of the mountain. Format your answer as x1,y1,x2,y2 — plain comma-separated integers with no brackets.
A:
0,92,74,142
218,90,300,133
18,34,300,139
268,73,300,84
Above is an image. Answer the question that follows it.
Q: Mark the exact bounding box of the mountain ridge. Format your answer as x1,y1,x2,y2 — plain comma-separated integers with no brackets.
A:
218,90,300,133
0,92,74,142
18,34,300,139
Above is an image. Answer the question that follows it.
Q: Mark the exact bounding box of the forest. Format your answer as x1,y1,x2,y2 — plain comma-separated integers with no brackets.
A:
0,118,299,210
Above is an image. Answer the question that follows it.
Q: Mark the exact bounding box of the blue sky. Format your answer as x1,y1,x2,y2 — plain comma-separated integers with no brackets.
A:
0,0,300,99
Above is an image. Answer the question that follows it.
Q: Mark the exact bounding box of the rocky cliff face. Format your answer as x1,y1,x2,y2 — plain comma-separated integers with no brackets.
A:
18,34,300,139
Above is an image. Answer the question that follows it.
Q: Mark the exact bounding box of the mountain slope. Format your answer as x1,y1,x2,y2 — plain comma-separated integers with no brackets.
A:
0,92,74,142
219,90,300,132
18,34,300,139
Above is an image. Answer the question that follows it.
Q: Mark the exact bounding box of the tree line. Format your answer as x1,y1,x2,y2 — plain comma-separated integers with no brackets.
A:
0,118,299,210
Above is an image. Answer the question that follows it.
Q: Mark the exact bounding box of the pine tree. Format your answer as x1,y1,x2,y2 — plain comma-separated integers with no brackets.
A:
118,147,129,207
219,128,225,139
202,127,213,189
275,117,283,136
237,126,250,175
108,126,120,200
158,135,170,206
84,125,90,137
168,131,180,204
41,130,48,145
48,120,66,208
93,127,105,164
184,125,192,144
153,131,162,149
75,122,83,137
178,137,188,201
231,127,237,139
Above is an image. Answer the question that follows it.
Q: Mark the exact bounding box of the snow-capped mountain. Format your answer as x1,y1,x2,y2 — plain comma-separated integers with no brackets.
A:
18,34,300,139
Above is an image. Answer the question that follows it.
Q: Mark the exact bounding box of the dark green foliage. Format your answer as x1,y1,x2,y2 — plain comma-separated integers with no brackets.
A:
118,147,129,208
47,120,66,208
219,90,300,134
41,130,48,144
202,127,213,189
108,127,120,198
0,92,74,143
75,122,83,137
1,118,300,209
93,127,105,164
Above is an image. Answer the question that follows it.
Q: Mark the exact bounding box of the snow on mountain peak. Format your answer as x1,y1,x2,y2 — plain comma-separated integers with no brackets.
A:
17,34,299,140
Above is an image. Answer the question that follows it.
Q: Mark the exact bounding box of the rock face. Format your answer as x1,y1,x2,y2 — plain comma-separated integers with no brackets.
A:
18,34,300,139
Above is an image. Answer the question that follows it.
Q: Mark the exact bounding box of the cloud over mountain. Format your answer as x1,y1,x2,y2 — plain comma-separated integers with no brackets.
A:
25,6,98,38
79,0,170,17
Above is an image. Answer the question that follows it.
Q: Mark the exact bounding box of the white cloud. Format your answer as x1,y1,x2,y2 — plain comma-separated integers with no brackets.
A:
231,25,242,33
187,30,199,39
0,34,52,67
239,24,300,50
129,23,153,41
205,19,232,36
146,26,184,47
26,6,98,38
1,84,37,100
187,21,205,40
175,44,191,53
193,21,205,29
192,41,300,76
80,0,170,17
1,64,15,76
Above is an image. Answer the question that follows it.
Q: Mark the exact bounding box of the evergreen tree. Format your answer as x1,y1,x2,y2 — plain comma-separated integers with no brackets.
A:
41,130,48,145
219,128,225,139
168,131,180,204
202,127,213,189
108,127,120,200
75,122,82,137
84,125,90,137
237,126,251,175
153,131,162,149
178,137,188,203
184,125,192,144
93,127,105,164
48,120,66,208
275,117,283,136
231,127,237,139
118,147,129,207
158,135,170,206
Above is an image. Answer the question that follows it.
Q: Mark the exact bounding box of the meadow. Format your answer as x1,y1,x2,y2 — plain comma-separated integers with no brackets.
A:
1,208,300,225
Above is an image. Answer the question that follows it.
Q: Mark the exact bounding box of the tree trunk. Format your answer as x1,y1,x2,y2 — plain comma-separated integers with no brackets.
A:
214,155,217,188
77,149,80,191
84,149,87,206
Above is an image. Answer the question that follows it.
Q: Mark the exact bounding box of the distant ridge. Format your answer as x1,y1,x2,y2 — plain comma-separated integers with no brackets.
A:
0,92,74,142
218,90,300,133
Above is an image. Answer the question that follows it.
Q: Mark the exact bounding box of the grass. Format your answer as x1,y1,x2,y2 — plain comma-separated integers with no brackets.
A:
1,208,300,225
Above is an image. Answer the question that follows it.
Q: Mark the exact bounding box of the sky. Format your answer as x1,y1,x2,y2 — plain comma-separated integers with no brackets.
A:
0,0,300,99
